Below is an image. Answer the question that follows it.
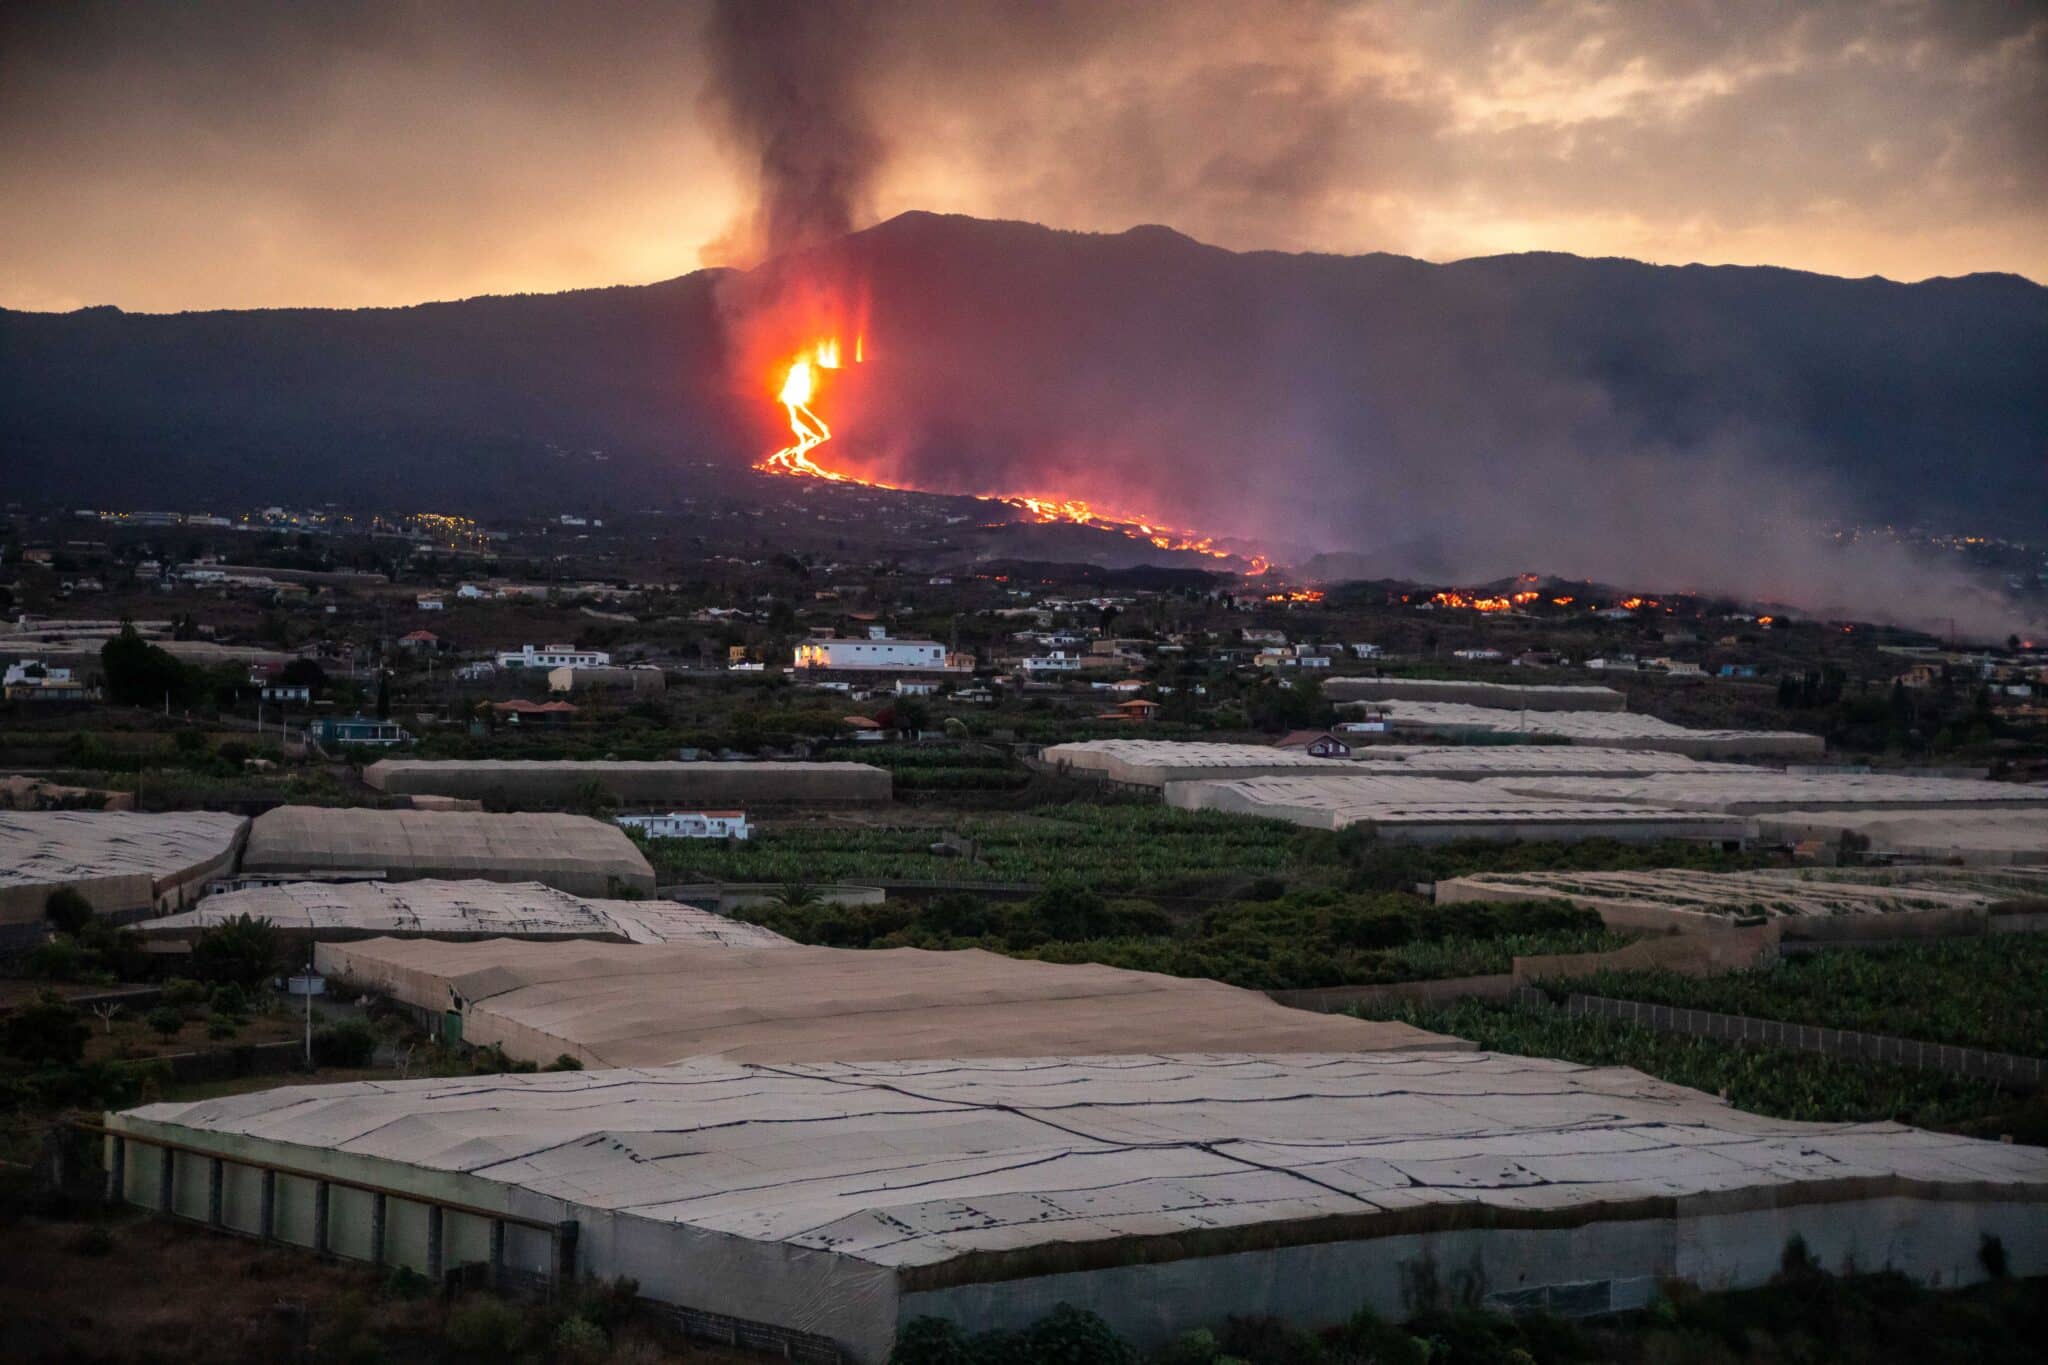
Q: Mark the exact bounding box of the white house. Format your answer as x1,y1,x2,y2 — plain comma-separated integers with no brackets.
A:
1452,648,1505,662
1350,643,1384,659
1020,651,1084,676
616,811,751,841
793,638,962,672
416,594,445,611
496,643,611,669
894,678,937,696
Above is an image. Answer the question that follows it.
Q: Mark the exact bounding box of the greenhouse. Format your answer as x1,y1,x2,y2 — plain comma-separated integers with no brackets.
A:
107,1051,2048,1362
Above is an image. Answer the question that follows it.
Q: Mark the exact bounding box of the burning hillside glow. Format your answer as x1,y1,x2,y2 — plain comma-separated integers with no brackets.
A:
751,335,1269,573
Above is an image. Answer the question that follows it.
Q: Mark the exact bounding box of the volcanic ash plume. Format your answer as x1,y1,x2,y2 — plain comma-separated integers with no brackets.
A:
702,0,883,263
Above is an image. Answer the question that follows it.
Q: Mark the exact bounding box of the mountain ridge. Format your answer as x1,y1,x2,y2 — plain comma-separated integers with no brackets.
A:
3,211,2043,554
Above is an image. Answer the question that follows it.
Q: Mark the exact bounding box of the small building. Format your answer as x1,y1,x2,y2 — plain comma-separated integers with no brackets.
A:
894,678,936,697
842,716,885,741
398,629,440,650
497,643,611,669
415,595,445,611
309,715,411,748
1452,648,1504,662
793,638,963,672
616,810,751,841
1021,651,1084,676
488,700,578,726
1271,730,1353,758
2,659,99,703
1334,713,1390,735
1093,698,1160,723
261,684,311,704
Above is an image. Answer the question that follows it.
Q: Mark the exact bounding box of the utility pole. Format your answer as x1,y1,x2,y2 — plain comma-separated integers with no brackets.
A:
303,942,315,1069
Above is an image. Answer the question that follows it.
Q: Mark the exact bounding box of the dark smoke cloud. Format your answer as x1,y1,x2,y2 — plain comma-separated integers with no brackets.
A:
701,1,884,263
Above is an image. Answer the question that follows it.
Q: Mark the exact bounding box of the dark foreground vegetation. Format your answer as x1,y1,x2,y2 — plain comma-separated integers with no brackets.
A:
888,1247,2046,1365
0,1206,2037,1365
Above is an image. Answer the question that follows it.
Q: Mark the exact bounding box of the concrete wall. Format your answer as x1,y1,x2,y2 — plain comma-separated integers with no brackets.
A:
104,1113,2048,1365
900,1197,2046,1357
1512,924,1781,983
364,760,891,805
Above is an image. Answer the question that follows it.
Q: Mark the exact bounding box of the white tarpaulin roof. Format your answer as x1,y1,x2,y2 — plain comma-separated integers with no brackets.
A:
1757,807,2048,864
1371,701,1822,755
1041,739,1752,787
0,810,248,923
241,807,654,896
1488,772,2048,812
1167,774,1748,839
316,938,1457,1066
141,879,790,947
1435,866,2048,922
117,1051,2048,1272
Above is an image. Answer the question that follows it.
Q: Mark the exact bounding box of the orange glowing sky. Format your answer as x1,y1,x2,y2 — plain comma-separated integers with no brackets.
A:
2,1,2043,312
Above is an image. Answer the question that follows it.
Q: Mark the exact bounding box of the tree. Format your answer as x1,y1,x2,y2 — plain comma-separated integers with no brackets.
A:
279,657,328,694
146,1005,185,1040
43,887,94,936
2,992,90,1067
100,622,190,707
375,671,391,719
189,914,281,989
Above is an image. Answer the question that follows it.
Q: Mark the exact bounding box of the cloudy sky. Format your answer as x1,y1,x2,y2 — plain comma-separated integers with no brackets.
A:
3,0,2043,312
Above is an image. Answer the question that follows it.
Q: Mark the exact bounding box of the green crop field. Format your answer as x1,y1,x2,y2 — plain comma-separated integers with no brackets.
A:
1560,936,2048,1059
648,802,1314,890
1363,997,2034,1134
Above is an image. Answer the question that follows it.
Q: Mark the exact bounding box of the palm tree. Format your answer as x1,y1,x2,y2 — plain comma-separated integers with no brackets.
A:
771,882,822,910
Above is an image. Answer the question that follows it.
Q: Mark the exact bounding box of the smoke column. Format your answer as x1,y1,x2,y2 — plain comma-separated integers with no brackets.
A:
703,0,883,262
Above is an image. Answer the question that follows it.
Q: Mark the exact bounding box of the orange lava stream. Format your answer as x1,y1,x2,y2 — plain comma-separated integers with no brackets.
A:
754,338,1269,574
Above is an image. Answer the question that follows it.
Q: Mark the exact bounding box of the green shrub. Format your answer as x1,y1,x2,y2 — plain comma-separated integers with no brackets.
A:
206,1015,241,1041
146,1005,185,1040
160,978,208,1010
888,1317,972,1365
208,983,249,1016
189,914,281,989
545,1054,584,1071
311,1018,377,1069
44,887,95,935
2,993,91,1069
551,1316,608,1365
443,1295,522,1359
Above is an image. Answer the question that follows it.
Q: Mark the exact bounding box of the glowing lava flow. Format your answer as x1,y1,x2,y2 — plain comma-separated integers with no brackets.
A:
753,338,1269,573
759,340,850,480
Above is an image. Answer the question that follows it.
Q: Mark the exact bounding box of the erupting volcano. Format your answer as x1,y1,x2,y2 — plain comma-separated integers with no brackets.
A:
752,335,1269,574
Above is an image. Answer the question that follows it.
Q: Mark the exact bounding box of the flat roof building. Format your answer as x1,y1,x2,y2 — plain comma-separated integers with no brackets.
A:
108,1051,2048,1362
1325,677,1627,711
240,807,655,898
315,937,1456,1069
794,639,966,672
0,810,248,930
1166,774,1750,843
140,879,787,948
